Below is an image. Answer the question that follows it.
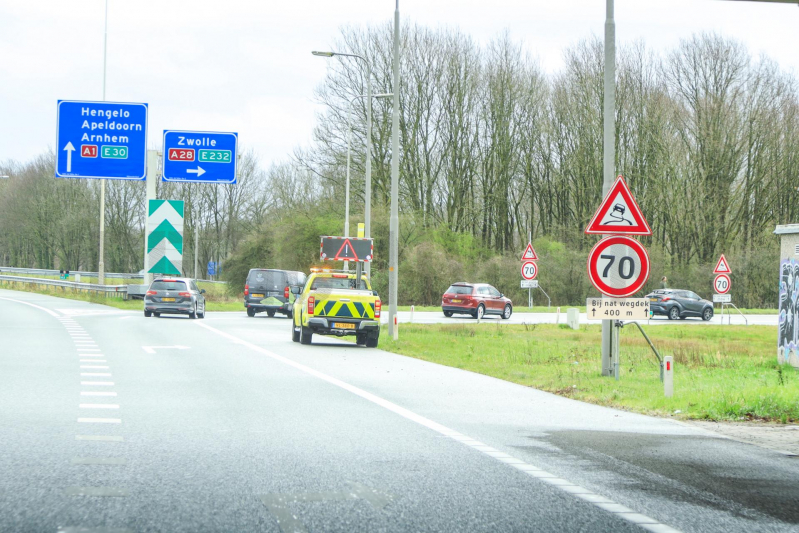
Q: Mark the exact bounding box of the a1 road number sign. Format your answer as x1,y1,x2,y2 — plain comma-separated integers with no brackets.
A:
521,261,538,280
714,274,731,294
587,236,650,297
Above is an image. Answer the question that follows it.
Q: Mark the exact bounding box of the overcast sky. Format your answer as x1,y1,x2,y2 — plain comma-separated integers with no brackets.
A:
1,0,798,169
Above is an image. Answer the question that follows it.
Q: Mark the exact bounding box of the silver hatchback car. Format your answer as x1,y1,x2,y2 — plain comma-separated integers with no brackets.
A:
144,278,206,319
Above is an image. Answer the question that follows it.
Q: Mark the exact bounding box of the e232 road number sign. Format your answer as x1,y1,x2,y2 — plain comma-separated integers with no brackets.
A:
55,100,148,180
162,130,238,184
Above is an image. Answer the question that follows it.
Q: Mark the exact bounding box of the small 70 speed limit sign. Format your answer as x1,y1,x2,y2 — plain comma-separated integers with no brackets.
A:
587,236,650,297
714,274,731,294
521,261,538,280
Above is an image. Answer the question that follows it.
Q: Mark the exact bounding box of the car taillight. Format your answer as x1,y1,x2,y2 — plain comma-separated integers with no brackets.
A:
307,296,315,315
146,290,156,296
662,297,671,302
179,292,191,297
375,299,381,318
284,286,290,298
244,284,249,296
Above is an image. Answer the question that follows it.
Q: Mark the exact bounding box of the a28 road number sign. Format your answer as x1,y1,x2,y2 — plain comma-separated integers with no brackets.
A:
521,261,538,280
714,274,731,294
587,236,650,297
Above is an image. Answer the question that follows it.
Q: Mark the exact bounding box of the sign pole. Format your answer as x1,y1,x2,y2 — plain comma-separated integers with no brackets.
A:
601,0,616,377
98,0,109,286
143,150,157,287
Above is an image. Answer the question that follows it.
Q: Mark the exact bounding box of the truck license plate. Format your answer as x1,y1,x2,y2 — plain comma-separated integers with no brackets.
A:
334,322,355,330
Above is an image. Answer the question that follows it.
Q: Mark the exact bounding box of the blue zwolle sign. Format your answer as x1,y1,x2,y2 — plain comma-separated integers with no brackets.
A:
55,100,148,180
162,130,238,184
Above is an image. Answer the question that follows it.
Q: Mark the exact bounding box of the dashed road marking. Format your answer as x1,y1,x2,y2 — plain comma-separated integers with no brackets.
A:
81,373,112,377
79,404,120,409
81,381,114,386
71,458,127,465
64,486,128,497
78,418,121,424
197,321,682,533
79,354,104,357
75,435,123,442
80,365,110,369
58,526,134,533
80,359,107,363
81,391,117,396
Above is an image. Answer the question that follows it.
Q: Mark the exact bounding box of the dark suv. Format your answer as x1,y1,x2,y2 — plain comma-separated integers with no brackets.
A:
245,269,306,318
646,289,714,321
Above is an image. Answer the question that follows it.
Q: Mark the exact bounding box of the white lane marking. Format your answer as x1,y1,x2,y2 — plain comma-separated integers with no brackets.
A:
78,349,101,352
81,373,112,377
81,381,114,386
75,435,123,442
0,296,61,317
79,354,104,357
141,345,190,354
79,404,120,409
195,321,682,533
80,359,107,363
80,365,110,369
71,457,127,465
81,392,117,397
77,418,121,424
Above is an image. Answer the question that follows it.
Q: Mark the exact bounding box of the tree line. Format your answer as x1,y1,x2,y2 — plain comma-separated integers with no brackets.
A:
1,23,796,307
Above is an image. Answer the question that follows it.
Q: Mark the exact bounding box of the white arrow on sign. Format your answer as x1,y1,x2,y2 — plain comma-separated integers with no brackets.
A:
142,345,190,354
63,142,75,172
186,166,206,177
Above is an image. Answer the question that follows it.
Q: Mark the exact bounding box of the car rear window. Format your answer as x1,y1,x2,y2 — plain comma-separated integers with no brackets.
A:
446,285,472,295
248,270,287,288
311,277,368,290
151,280,187,291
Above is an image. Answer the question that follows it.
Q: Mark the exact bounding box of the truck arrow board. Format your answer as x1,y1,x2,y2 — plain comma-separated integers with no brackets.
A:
162,130,237,183
56,100,148,180
320,236,374,262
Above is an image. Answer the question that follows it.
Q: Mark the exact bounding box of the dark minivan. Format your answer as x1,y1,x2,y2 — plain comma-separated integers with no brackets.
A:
245,269,306,318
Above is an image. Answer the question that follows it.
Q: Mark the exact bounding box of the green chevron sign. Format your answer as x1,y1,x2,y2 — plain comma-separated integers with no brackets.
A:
147,200,184,275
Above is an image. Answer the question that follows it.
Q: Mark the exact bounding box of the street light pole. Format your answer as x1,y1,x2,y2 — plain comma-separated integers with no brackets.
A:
388,0,401,339
312,50,374,277
601,0,616,377
98,0,109,285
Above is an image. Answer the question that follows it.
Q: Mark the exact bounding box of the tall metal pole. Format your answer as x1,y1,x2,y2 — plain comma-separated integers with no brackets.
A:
364,63,373,278
194,224,199,279
344,101,353,272
601,0,616,377
388,0,400,339
98,0,109,285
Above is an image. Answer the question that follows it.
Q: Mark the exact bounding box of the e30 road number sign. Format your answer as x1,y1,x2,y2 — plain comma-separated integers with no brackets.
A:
587,236,650,297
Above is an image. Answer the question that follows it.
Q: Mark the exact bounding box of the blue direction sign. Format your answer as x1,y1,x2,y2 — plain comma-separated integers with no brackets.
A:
162,130,238,184
55,100,148,180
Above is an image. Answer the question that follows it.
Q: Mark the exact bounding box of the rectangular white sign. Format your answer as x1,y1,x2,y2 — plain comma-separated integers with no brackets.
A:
521,280,539,289
586,298,650,320
713,294,731,303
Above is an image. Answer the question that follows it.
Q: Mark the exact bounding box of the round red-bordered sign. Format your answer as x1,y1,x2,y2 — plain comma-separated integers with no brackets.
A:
587,236,650,297
714,274,731,294
521,261,538,280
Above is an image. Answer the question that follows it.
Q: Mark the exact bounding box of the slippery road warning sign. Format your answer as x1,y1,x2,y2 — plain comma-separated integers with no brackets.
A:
585,176,651,236
521,243,538,261
713,254,732,274
587,236,650,297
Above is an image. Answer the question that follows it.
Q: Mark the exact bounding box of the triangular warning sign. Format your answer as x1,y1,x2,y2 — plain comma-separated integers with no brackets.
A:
585,176,652,236
521,243,538,261
713,254,732,274
334,238,359,261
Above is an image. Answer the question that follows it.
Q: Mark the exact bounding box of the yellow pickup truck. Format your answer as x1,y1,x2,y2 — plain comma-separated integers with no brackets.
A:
291,269,381,347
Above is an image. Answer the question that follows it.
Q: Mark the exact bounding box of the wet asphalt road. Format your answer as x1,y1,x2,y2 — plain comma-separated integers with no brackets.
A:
0,288,796,533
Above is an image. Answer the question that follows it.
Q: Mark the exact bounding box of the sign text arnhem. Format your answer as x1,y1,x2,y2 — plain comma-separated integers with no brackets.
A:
587,298,650,320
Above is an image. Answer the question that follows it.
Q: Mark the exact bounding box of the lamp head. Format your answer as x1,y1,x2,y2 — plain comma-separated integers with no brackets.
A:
312,51,335,57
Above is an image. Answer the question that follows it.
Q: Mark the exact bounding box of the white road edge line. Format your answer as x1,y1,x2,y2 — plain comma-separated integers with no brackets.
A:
77,418,121,424
194,321,681,533
0,296,61,317
80,392,117,396
79,404,120,409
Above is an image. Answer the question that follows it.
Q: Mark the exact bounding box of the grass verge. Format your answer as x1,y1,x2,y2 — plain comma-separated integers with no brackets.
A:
377,323,797,423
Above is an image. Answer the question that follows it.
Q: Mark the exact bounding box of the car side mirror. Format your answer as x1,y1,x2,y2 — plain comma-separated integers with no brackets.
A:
373,290,379,297
200,289,206,294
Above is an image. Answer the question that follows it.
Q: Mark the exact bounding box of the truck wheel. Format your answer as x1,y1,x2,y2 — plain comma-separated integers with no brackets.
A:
365,332,379,348
267,309,276,317
144,311,152,318
153,312,160,318
292,324,300,342
300,326,313,345
356,333,367,346
247,307,255,317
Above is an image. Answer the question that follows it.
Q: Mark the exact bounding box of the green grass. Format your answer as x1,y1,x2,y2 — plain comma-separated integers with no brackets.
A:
0,279,242,312
377,323,797,423
397,305,777,314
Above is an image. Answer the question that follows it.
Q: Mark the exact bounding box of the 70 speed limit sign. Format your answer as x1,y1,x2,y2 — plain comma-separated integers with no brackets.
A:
587,236,650,297
714,274,731,294
521,261,538,280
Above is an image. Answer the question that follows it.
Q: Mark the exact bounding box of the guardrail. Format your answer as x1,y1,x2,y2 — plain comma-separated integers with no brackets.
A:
0,274,129,296
0,266,143,280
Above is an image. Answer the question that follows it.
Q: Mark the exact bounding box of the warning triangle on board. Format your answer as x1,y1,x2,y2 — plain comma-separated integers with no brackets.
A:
521,242,538,261
713,254,732,274
585,175,652,236
334,238,359,261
